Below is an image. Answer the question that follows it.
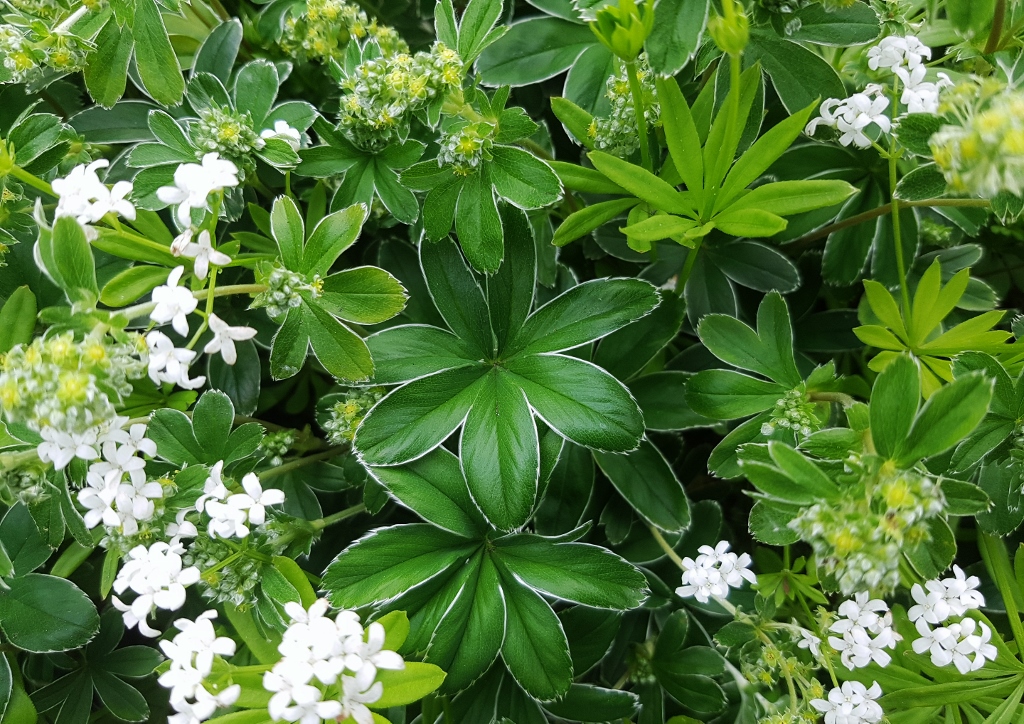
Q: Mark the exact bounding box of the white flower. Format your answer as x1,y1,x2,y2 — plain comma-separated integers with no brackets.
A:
797,628,822,658
913,617,997,674
806,86,891,149
159,611,236,679
205,498,250,539
896,65,952,115
338,668,383,724
151,267,199,337
867,35,931,73
810,681,884,724
104,423,157,458
940,565,985,616
89,441,147,487
203,314,257,365
261,120,302,151
78,484,118,529
111,542,201,637
37,426,101,469
836,592,891,634
171,229,232,280
157,153,239,226
226,473,285,526
829,593,900,670
908,580,952,625
675,540,756,604
146,330,206,390
52,159,136,238
196,461,229,512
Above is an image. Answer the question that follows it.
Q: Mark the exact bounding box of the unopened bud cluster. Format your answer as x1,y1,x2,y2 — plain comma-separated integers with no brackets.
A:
0,21,90,84
280,0,407,64
183,526,287,608
588,54,660,158
254,265,321,320
192,107,265,176
337,43,463,151
761,388,820,438
0,462,49,505
438,122,495,175
323,387,386,444
261,430,297,467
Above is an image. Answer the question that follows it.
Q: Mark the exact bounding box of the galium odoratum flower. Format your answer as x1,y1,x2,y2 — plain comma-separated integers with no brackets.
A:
675,540,756,604
828,592,900,670
261,120,302,152
204,314,257,365
112,541,201,637
157,153,239,226
908,565,985,625
52,159,136,238
171,229,232,280
805,85,891,149
159,611,240,724
810,681,884,724
146,330,206,390
150,267,199,337
199,466,285,539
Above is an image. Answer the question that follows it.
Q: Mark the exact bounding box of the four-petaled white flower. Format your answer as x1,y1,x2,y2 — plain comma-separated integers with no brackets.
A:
912,616,998,674
228,473,286,526
52,159,136,238
37,425,101,469
151,266,199,337
146,330,206,390
828,593,900,671
806,85,892,149
204,314,257,365
112,542,201,637
261,120,302,151
810,681,884,724
675,540,756,604
171,229,232,280
157,153,239,226
867,35,931,73
158,610,240,724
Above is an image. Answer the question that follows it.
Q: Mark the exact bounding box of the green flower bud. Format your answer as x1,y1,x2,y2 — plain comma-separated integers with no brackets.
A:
708,2,749,56
589,0,654,63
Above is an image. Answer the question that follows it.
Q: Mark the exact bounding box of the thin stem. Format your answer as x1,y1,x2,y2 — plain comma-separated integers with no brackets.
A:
54,5,89,32
312,503,367,530
808,391,856,408
648,524,686,569
985,0,1007,54
675,238,704,296
8,165,54,196
106,228,173,256
888,78,911,314
261,446,348,480
625,60,652,173
119,283,267,321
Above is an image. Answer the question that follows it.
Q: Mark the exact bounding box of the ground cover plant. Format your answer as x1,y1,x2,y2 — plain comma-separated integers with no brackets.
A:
4,0,1024,722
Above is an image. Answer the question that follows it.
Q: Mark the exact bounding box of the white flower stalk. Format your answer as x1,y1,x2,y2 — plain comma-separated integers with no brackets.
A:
52,159,136,238
171,229,232,280
264,599,404,724
828,593,900,670
150,267,199,337
810,681,884,724
261,120,303,151
157,153,239,226
203,314,257,365
146,331,206,390
112,541,201,637
674,540,756,604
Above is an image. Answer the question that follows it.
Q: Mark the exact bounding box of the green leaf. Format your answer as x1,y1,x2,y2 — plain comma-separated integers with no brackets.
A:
550,97,596,149
621,215,697,244
456,168,504,273
477,18,596,86
457,0,504,64
727,179,856,216
767,442,841,500
99,265,167,306
748,500,800,544
84,18,134,108
487,205,536,351
588,152,692,215
366,326,479,384
746,31,845,113
977,463,1024,535
550,161,625,195
895,371,994,466
373,162,420,225
49,217,99,303
697,291,802,387
594,440,690,533
493,534,648,609
318,267,407,325
92,670,149,722
779,2,879,45
232,60,279,125
303,300,374,382
323,524,479,608
0,654,10,720
508,279,659,356
552,197,639,247
0,286,36,353
489,146,561,209
646,0,709,75
543,684,639,721
462,369,539,531
870,354,920,460
894,164,947,201
686,369,785,419
422,236,494,357
373,662,447,708
369,448,484,537
896,114,945,157
505,354,645,452
0,574,99,652
208,338,260,417
301,202,368,278
496,563,573,700
270,195,304,271
594,292,686,381
192,19,242,83
655,76,704,193
131,0,185,105
355,365,488,465
0,504,50,576
269,306,309,380
712,207,787,237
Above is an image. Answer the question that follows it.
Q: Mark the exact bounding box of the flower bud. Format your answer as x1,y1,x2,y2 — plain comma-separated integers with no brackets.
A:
708,2,749,56
589,0,654,63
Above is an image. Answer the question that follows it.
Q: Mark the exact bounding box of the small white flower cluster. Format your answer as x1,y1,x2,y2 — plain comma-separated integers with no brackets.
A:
828,593,901,670
171,229,232,281
675,540,756,604
157,153,239,226
760,388,819,438
261,120,303,152
159,611,241,724
810,681,884,724
52,159,136,239
588,54,660,158
112,540,201,636
263,599,405,724
195,461,285,539
77,423,165,536
909,566,996,673
807,35,950,148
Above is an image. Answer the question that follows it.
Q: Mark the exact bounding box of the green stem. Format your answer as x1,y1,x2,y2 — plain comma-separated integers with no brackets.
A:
888,78,911,314
107,228,173,256
119,283,267,321
625,60,652,173
808,391,856,408
978,531,1024,656
8,165,54,196
675,238,704,296
648,524,685,569
311,504,366,530
985,0,1007,54
261,446,348,481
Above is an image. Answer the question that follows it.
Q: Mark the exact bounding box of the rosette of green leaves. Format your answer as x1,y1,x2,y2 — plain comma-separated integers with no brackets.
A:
354,205,658,531
684,291,842,477
551,69,856,251
400,87,562,273
261,195,408,382
324,443,649,698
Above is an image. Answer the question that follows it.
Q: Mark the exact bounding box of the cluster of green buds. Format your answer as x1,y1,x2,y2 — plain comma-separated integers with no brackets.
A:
183,527,288,608
437,121,495,175
588,0,654,62
322,387,386,444
0,331,145,435
0,461,49,505
760,388,821,439
260,429,296,467
789,459,946,594
588,54,660,158
279,0,407,64
708,0,749,55
337,42,463,151
0,5,93,85
191,106,265,177
252,265,322,321
930,79,1024,200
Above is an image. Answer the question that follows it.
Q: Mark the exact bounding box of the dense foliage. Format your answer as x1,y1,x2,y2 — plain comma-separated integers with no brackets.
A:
4,0,1024,722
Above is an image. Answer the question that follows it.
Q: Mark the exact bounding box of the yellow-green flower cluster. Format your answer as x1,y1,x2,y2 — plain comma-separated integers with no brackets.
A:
438,121,495,176
338,42,463,151
761,388,822,439
0,19,90,84
789,461,945,595
0,331,145,436
930,79,1024,199
322,387,386,444
192,106,265,175
587,54,660,158
280,0,407,65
